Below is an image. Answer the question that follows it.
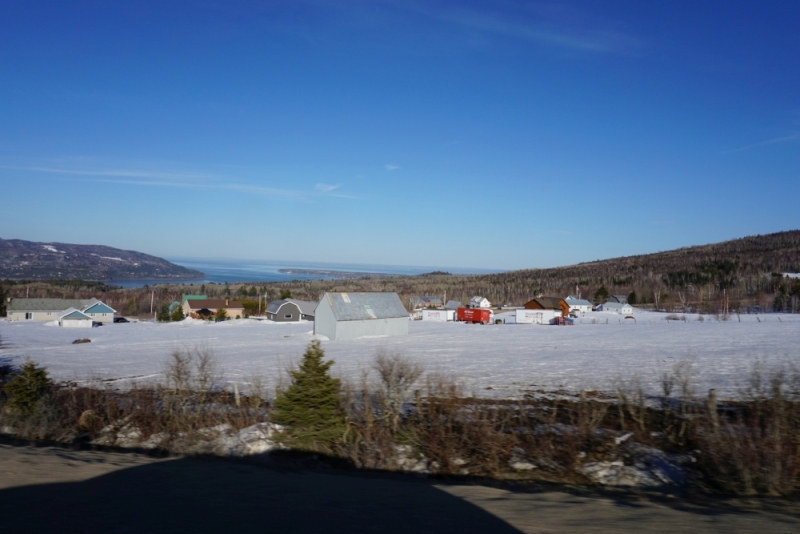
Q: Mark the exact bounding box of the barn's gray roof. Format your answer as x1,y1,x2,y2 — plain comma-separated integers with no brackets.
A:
286,299,317,316
321,292,408,321
602,301,629,309
444,300,462,310
266,299,317,316
7,298,101,312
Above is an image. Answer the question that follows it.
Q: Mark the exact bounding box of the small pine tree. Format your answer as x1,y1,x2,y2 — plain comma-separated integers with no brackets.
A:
3,359,53,414
0,283,7,317
279,289,293,299
157,304,171,322
215,307,228,321
593,285,609,303
171,305,185,322
271,340,345,450
628,291,638,305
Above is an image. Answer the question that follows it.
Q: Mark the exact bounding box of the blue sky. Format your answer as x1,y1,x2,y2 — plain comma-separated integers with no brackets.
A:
1,1,798,271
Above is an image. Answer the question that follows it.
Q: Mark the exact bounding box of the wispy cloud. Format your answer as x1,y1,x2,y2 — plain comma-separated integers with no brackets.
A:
390,1,641,54
724,133,800,153
2,165,358,201
385,164,400,171
0,165,218,181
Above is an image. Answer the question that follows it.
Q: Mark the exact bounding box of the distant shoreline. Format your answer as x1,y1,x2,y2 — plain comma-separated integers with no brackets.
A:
277,268,394,279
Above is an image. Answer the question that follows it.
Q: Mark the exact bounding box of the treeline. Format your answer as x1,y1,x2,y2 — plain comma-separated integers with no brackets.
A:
2,230,800,316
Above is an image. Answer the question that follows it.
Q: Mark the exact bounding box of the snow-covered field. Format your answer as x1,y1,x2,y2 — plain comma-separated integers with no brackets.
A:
1,312,797,399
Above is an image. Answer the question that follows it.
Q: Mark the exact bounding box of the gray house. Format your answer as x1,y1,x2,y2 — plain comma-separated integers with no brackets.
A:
7,298,117,324
444,300,462,310
314,292,409,341
266,298,316,322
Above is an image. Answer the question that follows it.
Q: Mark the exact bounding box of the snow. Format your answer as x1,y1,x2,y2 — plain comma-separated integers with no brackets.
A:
1,311,797,399
42,245,64,253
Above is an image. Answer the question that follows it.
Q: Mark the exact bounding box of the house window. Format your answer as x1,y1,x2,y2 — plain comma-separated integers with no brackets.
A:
284,314,293,319
25,313,32,320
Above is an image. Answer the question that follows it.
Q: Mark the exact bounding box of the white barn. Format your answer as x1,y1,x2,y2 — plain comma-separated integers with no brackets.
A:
314,292,409,341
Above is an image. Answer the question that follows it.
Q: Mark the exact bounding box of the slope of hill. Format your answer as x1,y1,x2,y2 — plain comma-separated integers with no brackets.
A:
0,238,204,281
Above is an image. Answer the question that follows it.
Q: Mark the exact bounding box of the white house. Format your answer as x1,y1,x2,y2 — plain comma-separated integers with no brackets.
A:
565,297,593,315
7,298,117,324
597,301,633,314
469,296,491,309
314,292,409,341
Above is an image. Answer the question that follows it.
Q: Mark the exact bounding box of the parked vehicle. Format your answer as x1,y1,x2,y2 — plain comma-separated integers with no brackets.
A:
113,317,130,323
457,307,492,324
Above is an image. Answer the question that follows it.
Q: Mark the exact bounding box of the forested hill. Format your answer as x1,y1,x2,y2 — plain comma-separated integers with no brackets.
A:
0,238,204,281
243,230,800,314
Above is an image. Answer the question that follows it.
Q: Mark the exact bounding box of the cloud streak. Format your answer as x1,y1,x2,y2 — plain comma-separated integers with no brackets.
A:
385,164,400,171
725,133,800,153
2,165,358,201
389,1,641,54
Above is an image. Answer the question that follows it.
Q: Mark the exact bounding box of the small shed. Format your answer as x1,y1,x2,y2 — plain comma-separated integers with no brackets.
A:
58,308,93,328
266,299,316,322
469,296,491,309
314,292,409,341
524,297,569,317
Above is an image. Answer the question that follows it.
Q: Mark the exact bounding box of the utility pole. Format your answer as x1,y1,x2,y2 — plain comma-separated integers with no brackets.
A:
150,291,154,315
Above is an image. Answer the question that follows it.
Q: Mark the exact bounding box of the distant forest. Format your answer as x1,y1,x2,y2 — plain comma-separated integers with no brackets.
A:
3,230,800,317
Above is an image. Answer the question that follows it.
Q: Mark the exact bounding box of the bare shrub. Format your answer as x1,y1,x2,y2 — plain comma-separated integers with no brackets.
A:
372,351,424,433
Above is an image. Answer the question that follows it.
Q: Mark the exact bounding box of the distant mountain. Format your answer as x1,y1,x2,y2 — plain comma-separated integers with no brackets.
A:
0,238,205,281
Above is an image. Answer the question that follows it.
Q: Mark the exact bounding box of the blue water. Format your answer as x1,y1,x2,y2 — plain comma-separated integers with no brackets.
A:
110,258,502,288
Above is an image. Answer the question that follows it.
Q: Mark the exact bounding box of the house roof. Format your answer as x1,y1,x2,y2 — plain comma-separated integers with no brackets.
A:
59,308,91,320
266,299,317,316
469,296,490,306
185,299,243,310
565,298,593,306
444,300,462,310
609,295,629,303
321,292,408,321
7,298,104,312
602,301,630,309
527,297,567,309
182,294,207,304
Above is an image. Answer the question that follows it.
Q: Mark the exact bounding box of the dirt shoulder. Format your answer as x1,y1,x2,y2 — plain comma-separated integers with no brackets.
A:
1,443,798,533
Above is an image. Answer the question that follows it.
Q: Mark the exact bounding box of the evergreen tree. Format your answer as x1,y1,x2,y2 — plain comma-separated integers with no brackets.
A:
215,306,228,321
171,305,185,322
157,304,171,322
3,359,53,415
0,283,7,317
593,285,609,303
271,340,345,450
279,289,293,299
628,291,638,305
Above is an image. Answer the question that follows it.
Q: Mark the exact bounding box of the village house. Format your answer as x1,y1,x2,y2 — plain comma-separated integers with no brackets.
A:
523,297,569,317
565,296,593,315
182,298,245,319
469,296,491,309
597,301,634,314
6,298,117,324
409,296,443,309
